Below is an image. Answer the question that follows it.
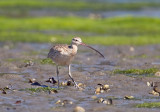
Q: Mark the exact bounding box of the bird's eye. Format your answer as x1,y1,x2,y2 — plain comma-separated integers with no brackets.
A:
75,40,78,41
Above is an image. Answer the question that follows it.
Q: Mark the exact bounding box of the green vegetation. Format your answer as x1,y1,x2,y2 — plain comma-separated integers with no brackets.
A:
0,16,160,45
0,0,159,12
114,68,158,75
21,87,58,93
40,58,55,65
136,102,160,108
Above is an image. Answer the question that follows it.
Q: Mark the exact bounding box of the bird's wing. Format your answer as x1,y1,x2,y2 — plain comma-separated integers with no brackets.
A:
48,44,70,58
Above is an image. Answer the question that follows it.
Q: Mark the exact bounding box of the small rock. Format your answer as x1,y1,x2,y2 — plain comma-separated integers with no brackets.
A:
155,72,160,77
73,106,85,112
15,100,21,104
124,96,134,100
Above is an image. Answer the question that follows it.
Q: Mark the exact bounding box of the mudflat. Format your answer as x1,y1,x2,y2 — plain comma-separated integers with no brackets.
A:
0,43,160,112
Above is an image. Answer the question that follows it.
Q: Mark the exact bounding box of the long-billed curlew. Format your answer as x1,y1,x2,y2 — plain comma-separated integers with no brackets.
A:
48,37,105,88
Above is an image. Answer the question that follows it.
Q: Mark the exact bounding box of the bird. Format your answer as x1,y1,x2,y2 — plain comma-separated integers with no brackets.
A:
48,37,105,88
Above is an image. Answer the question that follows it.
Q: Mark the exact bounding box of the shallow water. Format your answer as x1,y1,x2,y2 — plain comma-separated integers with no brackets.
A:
0,43,160,112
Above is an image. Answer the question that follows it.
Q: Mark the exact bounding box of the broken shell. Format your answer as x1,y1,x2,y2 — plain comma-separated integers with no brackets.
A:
3,86,11,90
73,106,85,112
62,100,73,105
97,98,104,103
78,83,86,88
95,84,110,94
24,60,34,67
155,72,160,77
28,78,36,83
61,82,67,86
106,99,113,105
103,84,110,90
153,87,160,94
60,80,74,86
103,99,113,105
55,99,73,106
49,89,58,94
46,77,57,84
55,100,61,104
97,83,103,86
147,82,152,87
149,90,159,96
97,98,113,105
124,96,134,99
95,87,101,95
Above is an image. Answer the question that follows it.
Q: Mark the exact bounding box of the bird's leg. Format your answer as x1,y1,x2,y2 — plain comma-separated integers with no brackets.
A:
56,65,60,88
68,64,79,88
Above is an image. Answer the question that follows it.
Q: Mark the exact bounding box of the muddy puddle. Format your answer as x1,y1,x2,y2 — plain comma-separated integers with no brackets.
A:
0,43,160,112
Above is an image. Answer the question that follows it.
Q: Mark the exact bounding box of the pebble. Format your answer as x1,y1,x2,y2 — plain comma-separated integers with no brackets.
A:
73,106,85,112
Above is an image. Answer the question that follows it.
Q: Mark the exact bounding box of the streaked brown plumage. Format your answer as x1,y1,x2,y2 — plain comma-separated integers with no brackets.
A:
48,37,105,88
48,44,77,66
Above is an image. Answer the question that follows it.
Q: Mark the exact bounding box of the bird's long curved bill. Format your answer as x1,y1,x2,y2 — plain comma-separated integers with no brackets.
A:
80,43,105,59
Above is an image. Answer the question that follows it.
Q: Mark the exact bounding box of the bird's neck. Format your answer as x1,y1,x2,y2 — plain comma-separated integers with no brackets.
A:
70,44,78,52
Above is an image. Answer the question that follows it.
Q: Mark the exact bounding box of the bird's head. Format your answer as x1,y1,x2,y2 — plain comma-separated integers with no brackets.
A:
71,37,105,59
72,37,82,46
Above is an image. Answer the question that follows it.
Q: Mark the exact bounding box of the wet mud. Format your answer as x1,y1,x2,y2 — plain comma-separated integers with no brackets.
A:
0,43,160,112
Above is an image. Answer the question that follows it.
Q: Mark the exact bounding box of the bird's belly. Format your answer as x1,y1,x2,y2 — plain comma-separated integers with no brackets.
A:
52,55,75,66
